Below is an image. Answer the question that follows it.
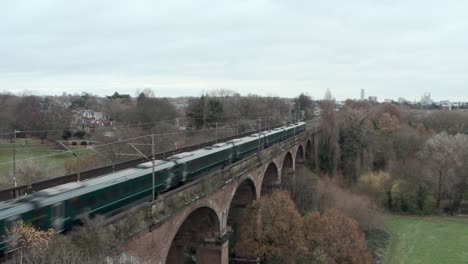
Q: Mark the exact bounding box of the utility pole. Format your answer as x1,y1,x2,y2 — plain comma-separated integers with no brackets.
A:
151,134,156,202
126,137,156,202
12,130,19,188
58,141,80,182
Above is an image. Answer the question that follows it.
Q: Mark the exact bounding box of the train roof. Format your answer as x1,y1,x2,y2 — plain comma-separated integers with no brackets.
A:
168,142,233,163
137,160,175,170
0,122,306,220
0,162,169,219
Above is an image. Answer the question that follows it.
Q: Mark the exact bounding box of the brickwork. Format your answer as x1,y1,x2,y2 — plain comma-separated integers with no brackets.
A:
125,131,318,263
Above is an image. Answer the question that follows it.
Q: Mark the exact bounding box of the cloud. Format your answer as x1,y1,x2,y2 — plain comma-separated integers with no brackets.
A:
1,0,468,101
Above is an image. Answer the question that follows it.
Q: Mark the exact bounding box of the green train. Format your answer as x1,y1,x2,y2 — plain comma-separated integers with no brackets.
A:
0,122,306,253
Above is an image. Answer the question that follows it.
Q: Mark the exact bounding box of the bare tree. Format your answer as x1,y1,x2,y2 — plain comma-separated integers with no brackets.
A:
420,132,468,211
319,89,340,176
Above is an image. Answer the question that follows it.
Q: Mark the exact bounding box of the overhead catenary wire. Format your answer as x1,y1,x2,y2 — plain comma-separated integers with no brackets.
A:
0,126,239,166
0,110,288,136
0,115,297,167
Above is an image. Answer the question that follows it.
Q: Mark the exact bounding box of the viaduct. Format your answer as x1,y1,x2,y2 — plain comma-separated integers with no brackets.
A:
124,124,320,264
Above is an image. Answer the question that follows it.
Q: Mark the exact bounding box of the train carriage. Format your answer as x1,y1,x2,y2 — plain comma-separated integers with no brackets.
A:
264,128,286,147
0,122,308,255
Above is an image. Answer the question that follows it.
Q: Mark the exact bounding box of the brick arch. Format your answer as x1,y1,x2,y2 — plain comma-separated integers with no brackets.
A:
227,178,258,218
166,206,221,263
261,162,279,195
305,138,313,161
226,178,257,259
280,152,294,194
296,144,305,164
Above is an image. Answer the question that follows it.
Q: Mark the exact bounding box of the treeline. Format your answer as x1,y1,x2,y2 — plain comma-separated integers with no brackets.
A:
1,90,316,140
315,92,468,214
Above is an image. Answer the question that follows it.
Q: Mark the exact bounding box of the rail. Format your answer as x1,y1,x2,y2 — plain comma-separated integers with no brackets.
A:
0,118,320,201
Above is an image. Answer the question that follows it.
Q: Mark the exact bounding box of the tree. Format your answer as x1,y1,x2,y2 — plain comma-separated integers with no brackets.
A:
8,220,55,261
378,113,400,134
186,95,225,129
304,210,372,264
319,89,340,176
339,107,370,182
419,132,468,211
294,93,315,119
235,191,307,263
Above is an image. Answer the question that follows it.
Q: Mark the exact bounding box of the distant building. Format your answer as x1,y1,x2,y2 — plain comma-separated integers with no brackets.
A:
384,99,393,103
421,93,432,105
440,100,452,110
360,89,365,101
368,96,377,102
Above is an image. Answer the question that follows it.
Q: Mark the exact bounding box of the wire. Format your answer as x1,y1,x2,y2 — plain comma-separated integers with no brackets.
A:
0,111,287,136
0,127,238,165
0,115,298,166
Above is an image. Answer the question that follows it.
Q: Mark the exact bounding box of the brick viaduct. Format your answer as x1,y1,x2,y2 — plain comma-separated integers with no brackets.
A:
125,126,319,264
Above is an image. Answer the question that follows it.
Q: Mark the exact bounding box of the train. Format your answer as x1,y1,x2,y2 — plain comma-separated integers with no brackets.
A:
0,122,306,253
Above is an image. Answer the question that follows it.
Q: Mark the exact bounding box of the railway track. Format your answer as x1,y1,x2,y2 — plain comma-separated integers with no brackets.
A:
0,118,320,201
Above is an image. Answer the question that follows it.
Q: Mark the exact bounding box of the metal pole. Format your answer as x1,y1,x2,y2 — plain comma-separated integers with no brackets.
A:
151,134,155,202
215,122,218,143
13,130,17,188
77,154,81,181
258,119,261,151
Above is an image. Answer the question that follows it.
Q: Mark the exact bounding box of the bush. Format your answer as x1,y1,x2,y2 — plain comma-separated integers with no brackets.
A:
304,210,372,264
423,195,437,214
357,171,391,206
236,191,307,263
73,130,87,139
315,178,386,231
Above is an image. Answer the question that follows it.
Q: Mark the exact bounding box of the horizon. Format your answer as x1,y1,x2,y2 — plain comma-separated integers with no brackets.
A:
1,88,466,103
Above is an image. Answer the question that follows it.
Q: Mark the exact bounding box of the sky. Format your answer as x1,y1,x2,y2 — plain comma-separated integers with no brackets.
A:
1,0,468,101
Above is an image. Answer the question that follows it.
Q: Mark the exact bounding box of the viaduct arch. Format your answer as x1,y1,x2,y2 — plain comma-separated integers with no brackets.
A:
125,130,319,264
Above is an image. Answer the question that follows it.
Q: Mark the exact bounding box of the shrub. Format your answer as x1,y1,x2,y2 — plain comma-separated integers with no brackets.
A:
315,178,386,231
304,210,372,264
236,191,307,263
7,220,55,262
357,171,391,203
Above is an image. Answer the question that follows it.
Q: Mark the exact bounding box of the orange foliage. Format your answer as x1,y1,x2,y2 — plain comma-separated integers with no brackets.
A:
8,220,55,255
304,210,372,264
235,191,307,263
379,113,400,134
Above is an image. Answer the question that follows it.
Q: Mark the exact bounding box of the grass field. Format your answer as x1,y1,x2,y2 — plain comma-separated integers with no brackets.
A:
0,139,76,187
385,216,468,264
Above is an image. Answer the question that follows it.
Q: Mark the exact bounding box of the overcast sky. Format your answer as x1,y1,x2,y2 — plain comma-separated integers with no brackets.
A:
1,0,468,101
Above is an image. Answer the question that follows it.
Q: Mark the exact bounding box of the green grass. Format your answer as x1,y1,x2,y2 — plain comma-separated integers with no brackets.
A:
0,139,79,187
385,216,468,264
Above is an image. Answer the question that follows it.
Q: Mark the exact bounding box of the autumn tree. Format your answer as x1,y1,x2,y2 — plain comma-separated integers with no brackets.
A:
8,220,55,262
235,191,307,263
304,210,372,264
378,113,400,134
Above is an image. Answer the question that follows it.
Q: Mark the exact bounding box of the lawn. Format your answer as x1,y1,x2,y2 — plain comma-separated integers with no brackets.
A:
0,139,77,187
385,216,468,264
